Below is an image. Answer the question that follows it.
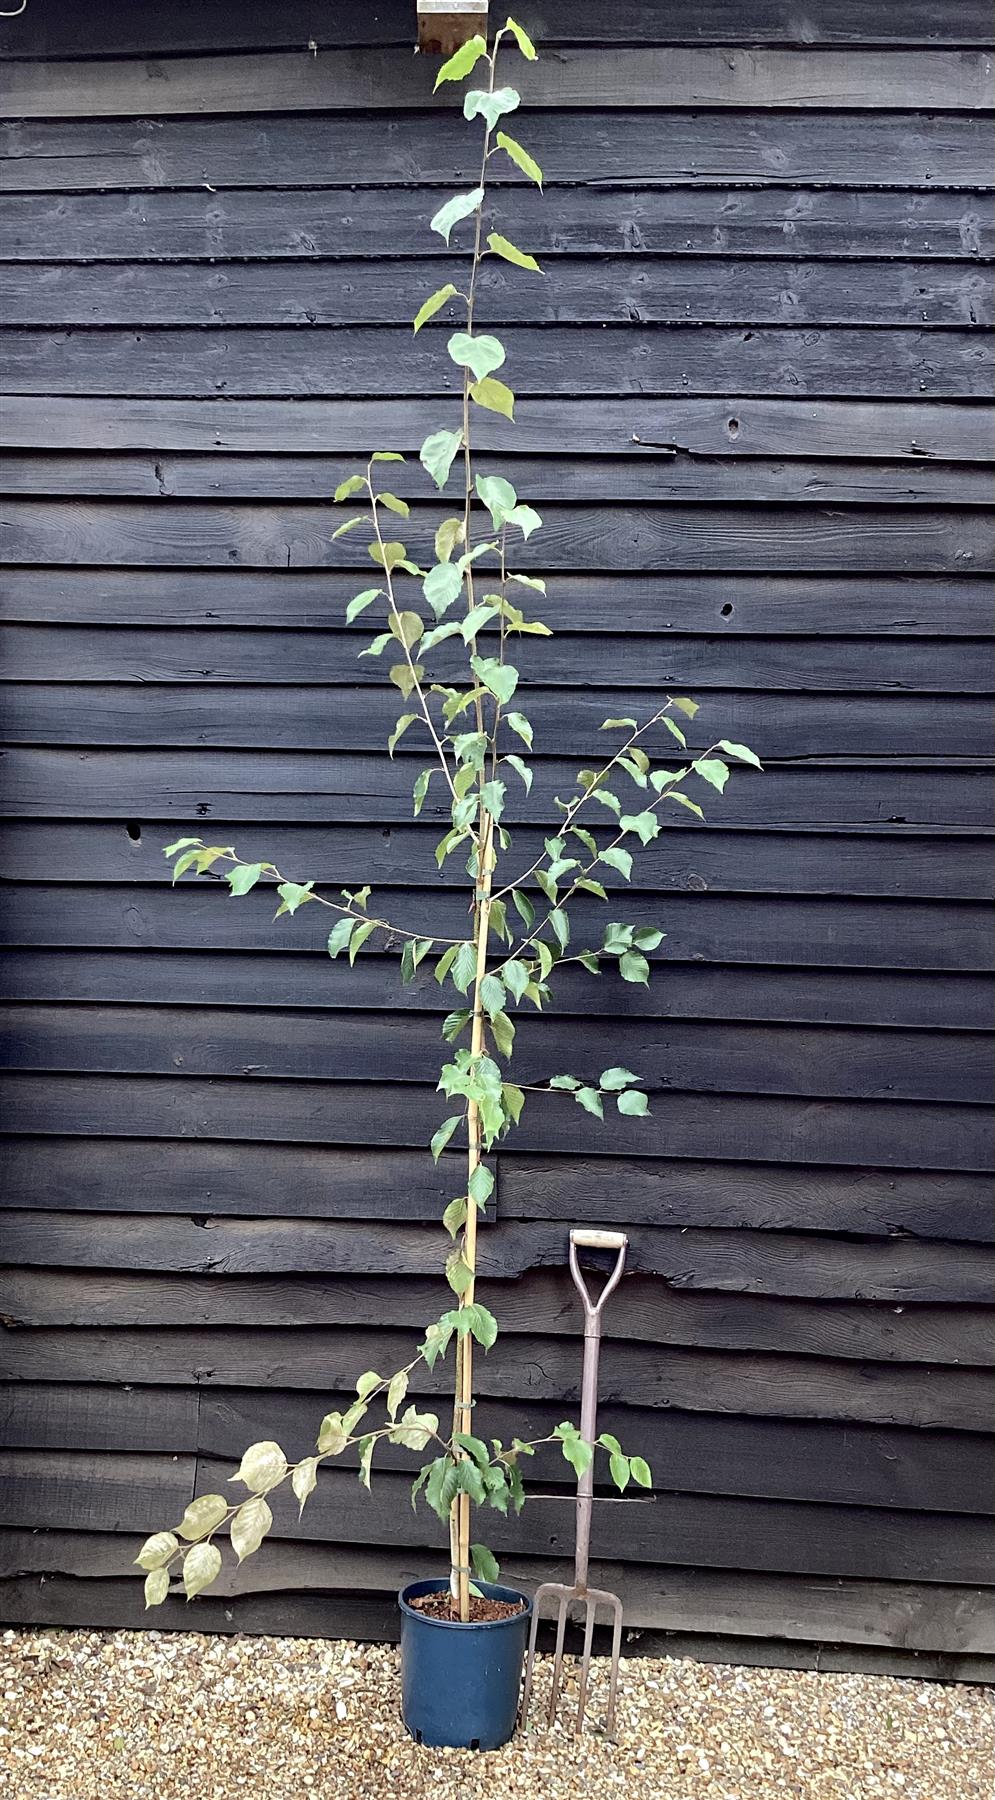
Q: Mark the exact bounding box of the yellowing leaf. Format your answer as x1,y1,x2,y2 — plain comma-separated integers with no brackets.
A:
413,282,458,334
487,232,542,272
470,377,515,420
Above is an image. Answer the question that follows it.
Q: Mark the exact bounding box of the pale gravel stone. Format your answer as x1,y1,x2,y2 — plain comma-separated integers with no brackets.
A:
0,1626,991,1800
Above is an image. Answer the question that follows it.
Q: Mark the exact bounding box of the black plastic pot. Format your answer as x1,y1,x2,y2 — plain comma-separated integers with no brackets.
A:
398,1577,533,1749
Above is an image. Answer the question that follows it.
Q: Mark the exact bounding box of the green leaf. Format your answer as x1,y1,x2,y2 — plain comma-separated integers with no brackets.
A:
511,888,535,926
504,753,532,794
433,33,488,88
600,717,637,731
694,757,730,794
495,129,542,187
470,376,515,421
431,1115,462,1163
430,186,484,245
327,917,356,959
619,810,660,846
230,1496,272,1564
475,472,517,527
719,739,764,770
370,452,405,463
471,1542,501,1584
464,86,520,130
549,907,570,951
502,1082,525,1126
423,560,464,617
451,940,479,994
505,503,542,538
556,1428,593,1479
390,609,424,649
446,1252,473,1297
441,1007,471,1043
480,972,506,1017
600,1067,639,1091
413,282,458,334
231,1440,288,1492
456,1433,492,1469
617,1089,650,1117
471,655,518,705
292,1457,320,1515
662,716,687,748
378,491,410,518
368,539,407,572
480,778,506,822
576,878,607,901
668,791,705,820
505,711,533,750
434,944,460,987
487,231,542,272
671,696,700,719
144,1567,171,1608
632,927,665,950
331,515,366,540
135,1530,179,1572
504,15,538,59
435,516,465,563
334,474,366,503
448,331,505,383
610,1452,631,1493
412,768,433,816
574,1086,604,1121
442,1195,468,1239
550,1074,580,1091
345,586,382,625
468,1163,494,1205
466,1302,498,1349
182,1541,222,1600
619,951,650,985
226,863,264,897
630,1455,653,1488
348,919,376,965
599,846,633,881
275,880,314,917
388,713,418,757
462,602,499,642
164,836,203,858
490,1010,515,1059
420,428,464,492
503,959,530,1003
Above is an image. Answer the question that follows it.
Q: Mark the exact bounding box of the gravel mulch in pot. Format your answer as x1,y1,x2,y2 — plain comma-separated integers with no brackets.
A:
1,1626,991,1800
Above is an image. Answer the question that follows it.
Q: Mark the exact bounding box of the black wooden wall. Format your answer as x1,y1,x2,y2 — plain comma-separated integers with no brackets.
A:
1,2,993,1675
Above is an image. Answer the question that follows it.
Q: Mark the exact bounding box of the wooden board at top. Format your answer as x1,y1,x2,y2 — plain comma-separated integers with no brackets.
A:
3,48,993,120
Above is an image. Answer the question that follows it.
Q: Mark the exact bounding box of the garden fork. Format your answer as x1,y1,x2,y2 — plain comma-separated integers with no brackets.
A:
520,1227,628,1737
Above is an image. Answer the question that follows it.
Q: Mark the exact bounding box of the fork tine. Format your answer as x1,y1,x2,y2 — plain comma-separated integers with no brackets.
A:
605,1591,624,1739
520,1595,543,1727
575,1593,598,1734
546,1592,571,1728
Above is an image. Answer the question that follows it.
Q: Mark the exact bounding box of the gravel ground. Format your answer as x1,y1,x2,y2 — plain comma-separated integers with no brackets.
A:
1,1627,992,1800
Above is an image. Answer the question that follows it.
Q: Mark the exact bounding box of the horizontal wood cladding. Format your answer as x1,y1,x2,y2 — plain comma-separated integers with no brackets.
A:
5,395,989,458
4,258,991,328
5,332,993,404
4,952,992,1033
3,569,991,637
4,499,994,574
2,1073,991,1173
1,0,991,1663
2,1003,990,1108
4,187,994,262
5,884,991,974
6,1209,995,1303
4,1143,992,1244
6,819,992,898
5,1,992,56
3,113,992,191
3,1327,993,1432
4,49,994,120
5,1272,994,1368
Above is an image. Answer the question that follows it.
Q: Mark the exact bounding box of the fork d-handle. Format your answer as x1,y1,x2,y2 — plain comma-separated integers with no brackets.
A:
568,1229,627,1593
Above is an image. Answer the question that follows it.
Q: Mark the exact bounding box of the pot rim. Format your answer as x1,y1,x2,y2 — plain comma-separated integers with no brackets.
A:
398,1576,533,1631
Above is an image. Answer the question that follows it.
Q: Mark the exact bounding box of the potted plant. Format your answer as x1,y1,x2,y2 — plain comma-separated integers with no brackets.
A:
133,17,760,1750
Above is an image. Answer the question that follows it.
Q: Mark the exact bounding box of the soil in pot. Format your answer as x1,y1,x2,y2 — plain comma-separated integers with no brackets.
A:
406,1591,525,1624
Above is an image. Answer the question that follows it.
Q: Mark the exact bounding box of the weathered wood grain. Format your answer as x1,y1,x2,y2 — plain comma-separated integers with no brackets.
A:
0,1383,197,1455
2,1002,988,1108
5,1326,993,1431
3,113,992,193
4,499,993,575
7,816,992,899
4,256,991,328
2,1071,991,1172
4,949,991,1033
5,1,991,56
5,568,992,639
5,882,990,975
5,394,988,459
5,188,992,262
5,1267,994,1361
7,1207,994,1302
